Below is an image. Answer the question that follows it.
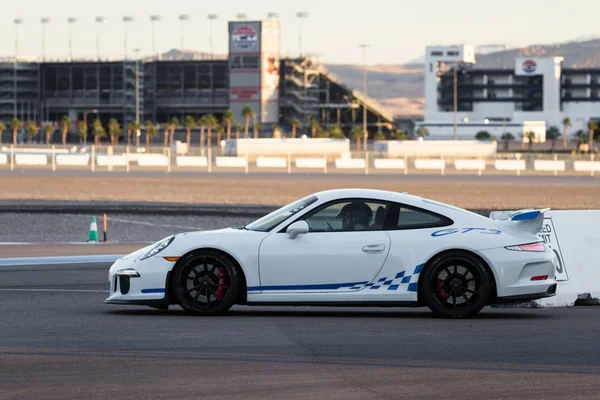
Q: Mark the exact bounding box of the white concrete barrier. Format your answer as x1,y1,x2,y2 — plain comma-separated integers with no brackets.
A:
15,154,48,166
215,156,247,168
225,138,349,156
137,154,169,167
573,161,600,172
295,158,326,169
334,158,366,169
97,155,127,167
56,154,90,166
534,160,566,172
373,158,406,169
494,159,526,171
0,154,7,165
256,156,287,168
414,159,445,170
1,146,69,154
175,156,208,167
533,211,600,307
374,140,497,156
454,159,486,170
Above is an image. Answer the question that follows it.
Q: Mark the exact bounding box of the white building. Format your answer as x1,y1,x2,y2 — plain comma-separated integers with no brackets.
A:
421,44,600,141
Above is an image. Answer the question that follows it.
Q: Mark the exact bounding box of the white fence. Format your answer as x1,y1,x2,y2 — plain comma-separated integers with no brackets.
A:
2,145,600,176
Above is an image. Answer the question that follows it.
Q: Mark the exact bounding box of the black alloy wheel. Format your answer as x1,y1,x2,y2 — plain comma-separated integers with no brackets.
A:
172,250,240,315
420,251,492,319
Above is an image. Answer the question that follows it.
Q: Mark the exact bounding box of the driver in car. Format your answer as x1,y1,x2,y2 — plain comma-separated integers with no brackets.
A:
336,202,373,231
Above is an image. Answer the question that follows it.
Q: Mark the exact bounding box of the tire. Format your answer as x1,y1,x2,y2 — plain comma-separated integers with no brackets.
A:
419,251,492,319
171,250,240,316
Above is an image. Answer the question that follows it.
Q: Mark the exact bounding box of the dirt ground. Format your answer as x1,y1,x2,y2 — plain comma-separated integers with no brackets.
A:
1,173,599,210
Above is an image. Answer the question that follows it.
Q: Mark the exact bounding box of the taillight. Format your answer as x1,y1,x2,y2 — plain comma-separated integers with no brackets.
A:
505,242,545,252
531,275,549,281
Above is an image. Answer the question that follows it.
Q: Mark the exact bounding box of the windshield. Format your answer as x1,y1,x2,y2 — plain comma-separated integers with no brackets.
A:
245,195,318,232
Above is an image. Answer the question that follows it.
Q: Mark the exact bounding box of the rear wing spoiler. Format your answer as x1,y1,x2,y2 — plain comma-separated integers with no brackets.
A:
489,208,550,235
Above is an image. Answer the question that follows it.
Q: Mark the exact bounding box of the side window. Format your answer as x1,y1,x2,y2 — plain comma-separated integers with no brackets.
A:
393,205,452,230
302,200,389,232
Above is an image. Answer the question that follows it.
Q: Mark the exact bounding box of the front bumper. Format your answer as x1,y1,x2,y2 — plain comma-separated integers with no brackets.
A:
104,251,174,308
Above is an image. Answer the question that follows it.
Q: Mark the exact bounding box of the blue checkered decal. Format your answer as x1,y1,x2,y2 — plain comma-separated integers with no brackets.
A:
247,263,425,293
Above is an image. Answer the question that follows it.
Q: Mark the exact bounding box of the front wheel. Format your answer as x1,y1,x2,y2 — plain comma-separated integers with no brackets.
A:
419,251,492,319
172,250,240,316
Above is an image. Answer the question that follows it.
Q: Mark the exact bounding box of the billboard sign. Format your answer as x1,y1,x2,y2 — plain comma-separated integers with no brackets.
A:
232,25,258,50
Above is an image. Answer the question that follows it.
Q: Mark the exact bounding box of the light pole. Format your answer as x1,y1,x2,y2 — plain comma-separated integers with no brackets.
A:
150,15,161,58
208,14,218,59
95,17,105,61
68,17,77,61
267,12,279,19
41,18,50,61
236,13,248,20
123,16,133,60
360,44,369,152
83,109,98,146
453,63,458,141
296,12,308,57
179,14,190,50
14,18,22,119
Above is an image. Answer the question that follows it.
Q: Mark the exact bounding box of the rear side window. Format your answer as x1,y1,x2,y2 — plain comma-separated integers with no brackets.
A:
385,203,453,230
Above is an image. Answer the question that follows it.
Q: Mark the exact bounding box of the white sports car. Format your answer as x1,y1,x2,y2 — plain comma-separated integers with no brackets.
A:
105,189,558,318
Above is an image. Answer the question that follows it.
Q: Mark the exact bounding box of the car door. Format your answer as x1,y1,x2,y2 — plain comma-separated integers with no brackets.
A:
257,199,391,293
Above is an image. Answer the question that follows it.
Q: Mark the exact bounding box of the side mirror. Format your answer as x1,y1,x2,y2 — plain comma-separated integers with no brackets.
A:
286,220,309,239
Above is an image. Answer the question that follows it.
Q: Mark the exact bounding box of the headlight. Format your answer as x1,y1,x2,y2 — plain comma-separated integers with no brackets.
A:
140,236,175,260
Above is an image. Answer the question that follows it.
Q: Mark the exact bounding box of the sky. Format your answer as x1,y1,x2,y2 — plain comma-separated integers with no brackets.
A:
1,0,599,65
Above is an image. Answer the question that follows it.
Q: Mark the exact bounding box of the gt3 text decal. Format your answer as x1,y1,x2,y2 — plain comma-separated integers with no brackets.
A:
431,228,502,237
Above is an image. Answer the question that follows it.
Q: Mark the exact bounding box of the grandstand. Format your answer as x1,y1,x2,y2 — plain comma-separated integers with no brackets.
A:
0,19,396,144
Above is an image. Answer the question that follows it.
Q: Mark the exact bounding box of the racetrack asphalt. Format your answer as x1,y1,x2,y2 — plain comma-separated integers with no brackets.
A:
1,261,600,399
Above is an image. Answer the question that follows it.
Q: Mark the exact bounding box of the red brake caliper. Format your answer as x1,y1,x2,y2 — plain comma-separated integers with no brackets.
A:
435,280,447,301
216,268,227,299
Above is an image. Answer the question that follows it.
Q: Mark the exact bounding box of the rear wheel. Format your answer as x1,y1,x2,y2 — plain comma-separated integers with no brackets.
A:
419,251,492,319
172,250,240,316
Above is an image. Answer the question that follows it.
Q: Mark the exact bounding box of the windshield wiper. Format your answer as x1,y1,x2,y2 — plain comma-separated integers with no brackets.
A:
234,225,249,230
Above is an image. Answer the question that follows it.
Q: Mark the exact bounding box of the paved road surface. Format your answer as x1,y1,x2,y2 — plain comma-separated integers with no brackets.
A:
1,261,600,399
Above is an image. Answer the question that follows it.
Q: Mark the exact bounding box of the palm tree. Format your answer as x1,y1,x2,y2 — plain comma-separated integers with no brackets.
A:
60,115,71,145
169,117,179,146
588,120,598,151
314,126,328,138
93,119,106,146
0,121,6,144
392,128,407,141
77,121,86,145
475,130,492,141
521,131,536,151
222,110,235,140
271,123,280,138
234,123,243,140
183,115,196,149
350,126,364,152
198,115,208,151
44,123,55,145
242,106,255,138
328,124,344,139
126,122,134,146
310,119,320,137
205,114,218,148
373,131,386,141
416,126,430,139
108,118,122,146
290,118,300,139
500,132,514,152
161,123,170,147
11,117,21,145
253,122,263,139
26,121,38,143
562,117,571,150
145,121,157,150
546,126,561,151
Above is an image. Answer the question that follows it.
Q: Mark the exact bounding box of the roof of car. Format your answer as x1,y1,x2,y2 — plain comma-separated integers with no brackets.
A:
313,188,423,205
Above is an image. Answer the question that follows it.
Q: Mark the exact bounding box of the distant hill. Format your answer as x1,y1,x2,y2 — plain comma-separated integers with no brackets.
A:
325,38,600,119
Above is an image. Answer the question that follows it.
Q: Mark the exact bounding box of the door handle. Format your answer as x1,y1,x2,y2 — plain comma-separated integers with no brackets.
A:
361,244,385,254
